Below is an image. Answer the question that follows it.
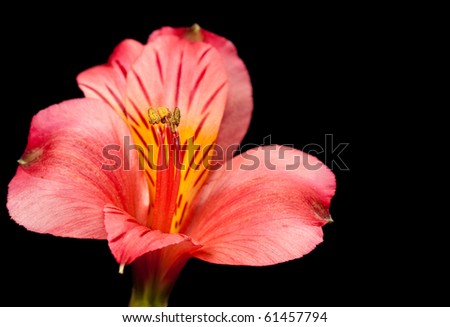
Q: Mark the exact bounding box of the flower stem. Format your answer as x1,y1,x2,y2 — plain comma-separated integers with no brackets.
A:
129,284,169,307
129,251,170,307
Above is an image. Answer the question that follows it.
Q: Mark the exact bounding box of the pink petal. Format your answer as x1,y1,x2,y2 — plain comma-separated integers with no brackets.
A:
124,34,229,223
150,26,253,158
125,34,228,136
77,39,144,121
7,99,149,239
104,204,191,265
184,146,336,266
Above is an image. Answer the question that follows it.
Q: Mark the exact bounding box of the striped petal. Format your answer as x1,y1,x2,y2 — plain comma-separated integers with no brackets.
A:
150,26,253,159
104,204,191,266
123,35,228,232
77,39,144,121
7,99,149,239
184,146,335,266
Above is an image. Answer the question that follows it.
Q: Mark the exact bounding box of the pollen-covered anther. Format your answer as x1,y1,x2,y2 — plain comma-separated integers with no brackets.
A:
148,108,160,124
157,107,171,123
148,107,181,133
173,107,181,125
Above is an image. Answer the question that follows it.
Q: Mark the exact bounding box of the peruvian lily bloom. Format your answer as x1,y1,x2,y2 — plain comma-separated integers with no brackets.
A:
7,25,336,306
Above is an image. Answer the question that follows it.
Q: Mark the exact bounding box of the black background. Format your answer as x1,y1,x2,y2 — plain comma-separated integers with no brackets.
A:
1,4,447,306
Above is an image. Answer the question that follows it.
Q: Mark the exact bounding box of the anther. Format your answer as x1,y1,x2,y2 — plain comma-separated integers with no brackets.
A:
173,107,181,126
148,108,160,124
157,107,171,124
148,107,181,132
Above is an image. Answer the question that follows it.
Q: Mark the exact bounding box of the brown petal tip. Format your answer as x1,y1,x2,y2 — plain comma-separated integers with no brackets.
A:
184,23,204,42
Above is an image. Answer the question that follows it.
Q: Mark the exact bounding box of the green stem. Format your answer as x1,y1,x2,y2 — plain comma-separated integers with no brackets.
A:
129,251,170,307
129,284,169,307
128,246,194,306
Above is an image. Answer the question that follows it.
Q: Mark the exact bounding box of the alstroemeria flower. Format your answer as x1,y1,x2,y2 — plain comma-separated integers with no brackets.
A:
7,25,336,306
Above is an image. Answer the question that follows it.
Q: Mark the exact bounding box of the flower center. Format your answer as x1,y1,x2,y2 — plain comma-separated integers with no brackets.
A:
148,107,182,233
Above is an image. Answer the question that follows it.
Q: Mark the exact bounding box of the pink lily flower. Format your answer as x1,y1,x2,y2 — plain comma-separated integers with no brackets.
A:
7,25,336,306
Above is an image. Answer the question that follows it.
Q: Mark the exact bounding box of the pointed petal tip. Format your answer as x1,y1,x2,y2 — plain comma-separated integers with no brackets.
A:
186,146,335,266
191,23,201,32
104,205,199,266
16,148,44,167
184,23,203,42
7,98,149,240
119,263,125,274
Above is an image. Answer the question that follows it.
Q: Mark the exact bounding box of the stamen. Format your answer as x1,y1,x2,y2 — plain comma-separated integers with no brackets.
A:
152,128,169,229
148,108,160,124
173,107,181,126
157,107,171,123
147,107,182,233
167,134,181,229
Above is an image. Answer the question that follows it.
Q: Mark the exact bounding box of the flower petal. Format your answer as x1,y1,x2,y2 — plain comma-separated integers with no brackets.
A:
150,26,253,158
125,34,228,146
123,34,228,231
104,204,191,265
7,99,149,239
77,39,144,122
184,146,336,266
